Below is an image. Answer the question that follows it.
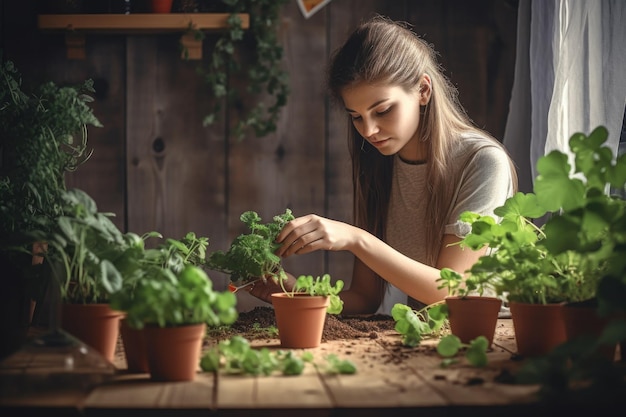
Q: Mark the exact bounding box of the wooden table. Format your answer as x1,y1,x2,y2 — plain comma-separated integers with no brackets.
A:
0,319,617,416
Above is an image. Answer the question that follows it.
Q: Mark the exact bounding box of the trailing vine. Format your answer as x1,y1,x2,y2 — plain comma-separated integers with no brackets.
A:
186,0,290,140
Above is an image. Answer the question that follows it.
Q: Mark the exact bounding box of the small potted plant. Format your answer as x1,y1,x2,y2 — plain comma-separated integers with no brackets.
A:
206,208,345,348
40,188,146,362
435,267,502,347
112,234,238,381
271,273,344,348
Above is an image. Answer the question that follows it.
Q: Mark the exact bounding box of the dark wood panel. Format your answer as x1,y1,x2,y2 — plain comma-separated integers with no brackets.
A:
125,34,227,286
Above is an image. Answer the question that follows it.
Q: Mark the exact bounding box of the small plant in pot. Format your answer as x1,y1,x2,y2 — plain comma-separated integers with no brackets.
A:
111,234,238,381
39,188,150,362
271,273,344,349
206,208,345,348
435,267,502,347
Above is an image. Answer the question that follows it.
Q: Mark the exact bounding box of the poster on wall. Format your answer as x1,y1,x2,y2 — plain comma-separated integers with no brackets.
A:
297,0,332,19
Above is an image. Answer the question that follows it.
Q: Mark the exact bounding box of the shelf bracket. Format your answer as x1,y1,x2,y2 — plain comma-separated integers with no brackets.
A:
65,32,86,60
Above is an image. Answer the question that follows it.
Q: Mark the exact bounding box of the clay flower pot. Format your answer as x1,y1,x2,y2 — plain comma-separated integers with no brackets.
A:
61,303,124,363
271,293,330,349
445,296,502,346
561,300,617,361
509,301,566,357
119,318,149,373
143,323,206,381
150,0,173,13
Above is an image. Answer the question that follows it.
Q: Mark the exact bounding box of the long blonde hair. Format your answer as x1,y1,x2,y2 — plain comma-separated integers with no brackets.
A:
327,16,518,267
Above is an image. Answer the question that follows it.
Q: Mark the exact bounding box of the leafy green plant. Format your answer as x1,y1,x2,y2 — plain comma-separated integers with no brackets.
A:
0,55,101,302
437,335,489,368
40,188,146,304
391,302,489,367
186,0,290,139
456,126,625,306
199,335,357,376
436,267,497,298
110,232,237,329
289,273,345,315
390,302,447,347
206,209,294,286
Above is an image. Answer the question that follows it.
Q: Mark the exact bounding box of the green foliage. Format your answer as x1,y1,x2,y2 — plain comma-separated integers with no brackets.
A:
117,264,237,329
291,274,344,314
514,317,626,403
0,56,101,297
41,189,144,304
199,335,357,376
436,267,496,298
390,302,447,347
110,232,237,329
206,209,294,286
437,335,489,368
189,0,290,139
456,126,625,305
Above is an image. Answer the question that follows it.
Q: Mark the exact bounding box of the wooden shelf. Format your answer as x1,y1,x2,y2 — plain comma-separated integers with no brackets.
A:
37,13,250,60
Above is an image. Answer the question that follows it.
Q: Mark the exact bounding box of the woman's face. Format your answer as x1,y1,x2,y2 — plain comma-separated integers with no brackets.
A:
341,82,425,160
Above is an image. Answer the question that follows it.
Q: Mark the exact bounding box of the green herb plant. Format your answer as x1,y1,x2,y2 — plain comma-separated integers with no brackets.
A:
436,267,498,298
110,232,237,329
41,188,146,304
207,209,294,287
437,335,490,368
0,55,101,304
289,273,345,315
200,335,357,377
457,126,626,306
391,302,489,367
390,302,447,347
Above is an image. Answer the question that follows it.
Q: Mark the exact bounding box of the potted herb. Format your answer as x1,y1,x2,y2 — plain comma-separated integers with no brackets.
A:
111,234,238,381
0,56,101,358
436,268,502,347
206,209,294,288
40,188,145,362
271,273,344,348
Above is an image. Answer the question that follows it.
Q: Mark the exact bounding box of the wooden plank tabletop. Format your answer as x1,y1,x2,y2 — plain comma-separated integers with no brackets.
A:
1,318,551,416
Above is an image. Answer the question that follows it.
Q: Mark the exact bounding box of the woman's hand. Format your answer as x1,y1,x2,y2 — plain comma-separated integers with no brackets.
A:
247,272,297,304
275,214,358,257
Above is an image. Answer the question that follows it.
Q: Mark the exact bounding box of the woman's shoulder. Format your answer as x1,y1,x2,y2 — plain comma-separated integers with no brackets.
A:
452,131,508,158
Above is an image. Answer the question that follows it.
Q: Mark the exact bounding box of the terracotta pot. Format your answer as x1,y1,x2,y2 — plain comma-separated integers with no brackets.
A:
271,292,329,349
61,303,124,362
150,0,173,13
143,323,206,381
509,301,566,357
561,301,617,361
445,296,502,346
119,318,149,373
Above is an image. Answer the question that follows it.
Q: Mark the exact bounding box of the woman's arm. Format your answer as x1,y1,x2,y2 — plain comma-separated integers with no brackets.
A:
274,215,488,311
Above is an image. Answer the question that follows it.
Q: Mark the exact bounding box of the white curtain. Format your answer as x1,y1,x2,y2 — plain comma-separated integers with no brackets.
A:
504,0,626,193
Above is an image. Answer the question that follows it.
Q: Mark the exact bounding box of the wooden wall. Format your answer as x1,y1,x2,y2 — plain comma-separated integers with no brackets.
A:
0,0,518,311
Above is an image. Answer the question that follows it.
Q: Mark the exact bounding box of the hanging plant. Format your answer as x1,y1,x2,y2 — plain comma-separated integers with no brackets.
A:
185,0,290,139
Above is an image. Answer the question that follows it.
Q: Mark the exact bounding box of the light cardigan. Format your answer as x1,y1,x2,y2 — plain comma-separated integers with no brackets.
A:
377,134,515,315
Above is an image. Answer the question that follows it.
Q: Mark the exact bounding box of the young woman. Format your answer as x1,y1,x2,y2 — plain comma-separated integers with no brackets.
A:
249,15,518,315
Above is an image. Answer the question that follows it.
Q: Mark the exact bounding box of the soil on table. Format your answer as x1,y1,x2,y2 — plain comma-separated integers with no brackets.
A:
205,306,397,343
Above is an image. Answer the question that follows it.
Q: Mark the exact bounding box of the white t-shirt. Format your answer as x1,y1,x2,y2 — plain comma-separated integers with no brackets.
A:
376,134,515,315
